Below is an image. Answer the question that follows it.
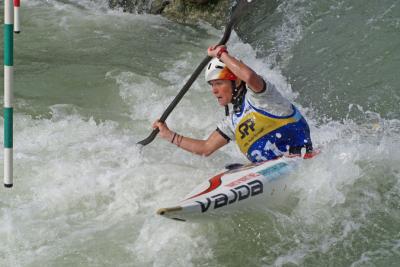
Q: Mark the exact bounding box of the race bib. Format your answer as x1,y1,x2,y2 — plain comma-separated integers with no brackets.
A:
234,111,297,155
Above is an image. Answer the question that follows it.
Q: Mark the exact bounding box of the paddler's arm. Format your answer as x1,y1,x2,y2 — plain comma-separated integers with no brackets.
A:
207,45,265,93
153,120,228,156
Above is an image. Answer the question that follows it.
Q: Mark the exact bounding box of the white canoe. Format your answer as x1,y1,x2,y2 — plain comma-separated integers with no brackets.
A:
157,155,315,222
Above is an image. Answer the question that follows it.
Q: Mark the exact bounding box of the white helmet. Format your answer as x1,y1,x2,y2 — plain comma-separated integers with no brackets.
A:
205,58,237,83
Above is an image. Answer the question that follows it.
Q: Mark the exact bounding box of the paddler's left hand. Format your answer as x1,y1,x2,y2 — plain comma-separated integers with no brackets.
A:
152,120,174,141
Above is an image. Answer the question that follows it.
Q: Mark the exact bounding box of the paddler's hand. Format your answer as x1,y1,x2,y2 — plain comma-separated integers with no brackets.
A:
152,120,174,141
208,45,227,58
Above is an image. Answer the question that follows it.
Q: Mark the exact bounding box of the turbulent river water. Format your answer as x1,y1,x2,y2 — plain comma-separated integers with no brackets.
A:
0,0,399,266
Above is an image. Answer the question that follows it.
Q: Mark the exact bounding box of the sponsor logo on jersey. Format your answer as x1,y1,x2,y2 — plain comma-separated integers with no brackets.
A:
238,118,255,139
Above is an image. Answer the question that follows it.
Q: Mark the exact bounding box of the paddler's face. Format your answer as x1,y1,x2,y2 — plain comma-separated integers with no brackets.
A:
210,79,233,106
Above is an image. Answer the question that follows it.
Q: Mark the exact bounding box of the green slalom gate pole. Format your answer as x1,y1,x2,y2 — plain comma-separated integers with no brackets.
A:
4,0,14,188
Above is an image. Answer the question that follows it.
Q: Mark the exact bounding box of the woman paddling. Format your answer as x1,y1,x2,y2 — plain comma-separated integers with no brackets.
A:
153,45,313,163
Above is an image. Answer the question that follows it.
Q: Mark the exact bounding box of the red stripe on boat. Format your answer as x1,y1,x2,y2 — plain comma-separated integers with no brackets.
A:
186,172,224,200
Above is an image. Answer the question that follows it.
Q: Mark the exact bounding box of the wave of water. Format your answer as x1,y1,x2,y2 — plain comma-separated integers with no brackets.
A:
0,0,399,266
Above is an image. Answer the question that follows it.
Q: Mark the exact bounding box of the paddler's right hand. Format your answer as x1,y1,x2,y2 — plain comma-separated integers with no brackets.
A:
152,120,174,141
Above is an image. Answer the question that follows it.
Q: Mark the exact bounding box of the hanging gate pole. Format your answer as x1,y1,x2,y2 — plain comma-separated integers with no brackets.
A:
4,0,14,188
14,0,20,34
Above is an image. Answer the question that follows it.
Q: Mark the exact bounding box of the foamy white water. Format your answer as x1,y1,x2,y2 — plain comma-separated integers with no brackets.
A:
0,0,399,266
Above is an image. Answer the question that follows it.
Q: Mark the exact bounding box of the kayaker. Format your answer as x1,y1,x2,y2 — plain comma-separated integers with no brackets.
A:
152,45,313,162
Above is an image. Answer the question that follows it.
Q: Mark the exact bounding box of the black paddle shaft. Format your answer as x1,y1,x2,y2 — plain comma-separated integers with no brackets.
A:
137,0,251,146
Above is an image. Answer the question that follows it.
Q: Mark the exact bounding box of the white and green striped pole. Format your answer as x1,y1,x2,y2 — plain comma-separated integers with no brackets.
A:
4,0,14,188
14,0,20,34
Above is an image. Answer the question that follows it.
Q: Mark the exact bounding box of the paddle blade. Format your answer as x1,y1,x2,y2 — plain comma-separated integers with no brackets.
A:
137,128,159,146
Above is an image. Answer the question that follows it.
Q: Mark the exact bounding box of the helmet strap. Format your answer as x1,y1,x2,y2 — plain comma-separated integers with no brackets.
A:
231,81,246,113
225,105,229,116
222,81,246,116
